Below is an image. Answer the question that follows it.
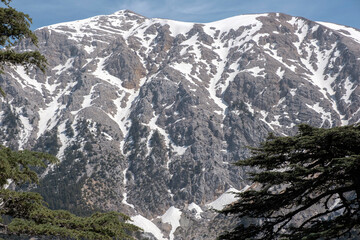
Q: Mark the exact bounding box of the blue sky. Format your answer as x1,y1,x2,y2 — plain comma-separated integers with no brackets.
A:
8,0,360,30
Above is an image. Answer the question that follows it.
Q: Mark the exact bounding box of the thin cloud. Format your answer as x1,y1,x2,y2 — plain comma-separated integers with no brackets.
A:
113,0,217,21
8,0,360,29
116,0,153,14
114,0,170,17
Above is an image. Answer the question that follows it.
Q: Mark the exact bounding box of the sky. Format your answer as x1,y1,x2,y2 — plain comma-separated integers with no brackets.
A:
8,0,360,30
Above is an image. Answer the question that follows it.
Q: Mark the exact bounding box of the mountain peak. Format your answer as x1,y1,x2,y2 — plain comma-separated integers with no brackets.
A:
113,9,144,16
4,10,360,239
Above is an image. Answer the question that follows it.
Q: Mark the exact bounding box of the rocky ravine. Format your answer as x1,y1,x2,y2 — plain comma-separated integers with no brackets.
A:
0,10,360,239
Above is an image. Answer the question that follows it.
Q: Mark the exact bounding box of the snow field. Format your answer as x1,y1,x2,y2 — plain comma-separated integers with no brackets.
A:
207,185,250,211
131,215,166,240
318,21,360,44
161,206,182,240
187,202,203,219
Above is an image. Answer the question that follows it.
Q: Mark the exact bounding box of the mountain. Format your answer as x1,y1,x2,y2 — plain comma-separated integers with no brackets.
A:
1,10,360,239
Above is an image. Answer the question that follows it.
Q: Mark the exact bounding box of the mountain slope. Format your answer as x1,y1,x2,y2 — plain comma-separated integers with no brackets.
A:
0,10,360,239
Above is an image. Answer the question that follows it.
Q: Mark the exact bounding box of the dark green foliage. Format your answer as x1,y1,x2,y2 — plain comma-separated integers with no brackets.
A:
84,141,93,152
0,190,139,240
0,0,46,78
0,2,139,238
0,145,57,188
1,105,18,129
65,120,74,138
33,120,98,215
219,124,360,240
34,142,88,215
125,118,149,155
75,119,91,138
150,130,167,160
33,128,60,156
0,145,140,239
0,104,19,141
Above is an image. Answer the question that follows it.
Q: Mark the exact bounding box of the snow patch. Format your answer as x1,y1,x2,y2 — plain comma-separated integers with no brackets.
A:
303,42,338,95
3,179,13,190
259,110,274,130
37,82,77,138
272,49,297,72
53,58,75,75
81,83,100,109
171,62,197,85
122,192,134,208
244,66,266,77
252,33,269,44
276,67,285,79
306,102,332,126
122,166,130,209
342,77,355,105
290,18,308,51
145,113,188,165
187,202,203,219
290,88,297,96
132,215,166,240
318,21,360,44
157,19,194,37
93,56,128,90
205,14,267,34
92,55,148,154
84,45,96,54
161,206,182,240
57,121,69,159
12,67,43,93
208,56,228,116
269,115,281,127
15,107,33,150
244,102,255,115
329,196,341,211
207,186,250,211
300,40,346,123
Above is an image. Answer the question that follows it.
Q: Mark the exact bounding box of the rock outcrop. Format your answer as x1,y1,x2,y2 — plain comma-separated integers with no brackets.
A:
0,10,359,239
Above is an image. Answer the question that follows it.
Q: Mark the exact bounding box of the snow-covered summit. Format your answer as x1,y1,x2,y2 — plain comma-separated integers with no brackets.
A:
317,21,360,43
2,10,360,239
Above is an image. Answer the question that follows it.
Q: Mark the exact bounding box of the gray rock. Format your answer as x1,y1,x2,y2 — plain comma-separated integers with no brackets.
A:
1,10,359,239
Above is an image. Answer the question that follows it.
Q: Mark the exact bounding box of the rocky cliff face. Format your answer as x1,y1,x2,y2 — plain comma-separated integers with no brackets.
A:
0,10,360,239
